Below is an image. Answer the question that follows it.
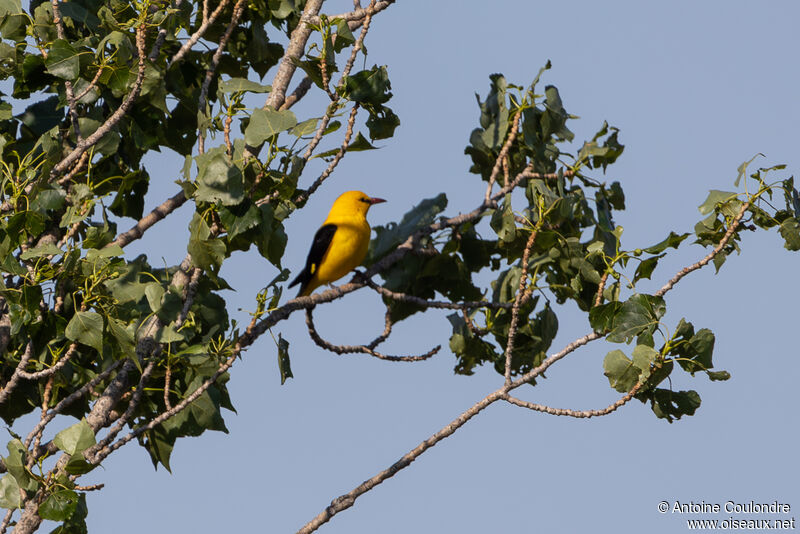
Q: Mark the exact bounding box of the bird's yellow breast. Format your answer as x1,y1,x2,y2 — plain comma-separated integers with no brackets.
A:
314,218,371,285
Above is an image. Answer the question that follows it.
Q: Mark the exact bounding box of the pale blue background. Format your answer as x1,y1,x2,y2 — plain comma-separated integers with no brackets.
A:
21,1,800,532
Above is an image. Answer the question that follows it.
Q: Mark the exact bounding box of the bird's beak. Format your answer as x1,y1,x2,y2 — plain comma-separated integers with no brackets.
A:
367,197,386,205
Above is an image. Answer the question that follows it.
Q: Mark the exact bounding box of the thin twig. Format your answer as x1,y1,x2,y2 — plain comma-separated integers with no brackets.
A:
168,0,232,67
264,0,325,111
364,277,513,311
485,111,521,204
305,308,437,362
0,508,14,534
29,376,54,467
296,329,602,534
307,1,395,26
280,77,313,111
90,360,157,459
51,24,149,178
292,104,359,205
366,308,394,349
503,378,645,419
594,271,609,307
149,0,186,61
163,362,172,410
17,343,78,381
111,190,188,248
24,360,122,450
0,341,35,406
656,201,750,297
503,226,539,386
198,0,246,119
73,483,104,491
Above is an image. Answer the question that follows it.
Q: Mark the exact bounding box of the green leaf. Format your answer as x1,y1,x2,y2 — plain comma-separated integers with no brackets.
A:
45,39,80,80
593,294,666,344
698,190,738,215
669,319,716,375
603,344,656,393
367,193,448,264
633,254,663,283
244,108,297,145
289,117,320,137
277,333,292,384
642,231,690,254
194,147,244,206
339,65,392,106
19,243,63,259
3,439,37,492
364,106,400,140
144,282,165,312
332,17,356,52
107,318,135,357
348,132,377,152
53,419,95,455
188,214,226,272
218,77,271,94
778,218,800,251
0,474,20,509
219,203,261,239
268,0,296,18
650,389,701,422
85,244,124,261
65,311,104,353
39,490,79,521
734,154,762,187
490,195,516,243
707,370,731,381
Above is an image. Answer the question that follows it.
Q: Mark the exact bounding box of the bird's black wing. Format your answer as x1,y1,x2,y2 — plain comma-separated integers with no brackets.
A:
288,224,338,293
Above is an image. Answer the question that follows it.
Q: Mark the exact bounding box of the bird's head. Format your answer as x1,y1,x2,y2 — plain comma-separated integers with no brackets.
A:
333,190,386,217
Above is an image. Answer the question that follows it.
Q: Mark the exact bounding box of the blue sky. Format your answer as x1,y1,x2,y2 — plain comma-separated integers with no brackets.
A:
68,1,800,532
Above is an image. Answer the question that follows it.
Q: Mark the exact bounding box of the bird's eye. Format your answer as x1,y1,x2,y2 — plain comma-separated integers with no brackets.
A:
360,197,369,203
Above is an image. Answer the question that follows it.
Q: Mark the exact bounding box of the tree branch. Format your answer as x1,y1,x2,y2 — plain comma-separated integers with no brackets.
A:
0,341,34,406
50,24,149,179
168,0,232,67
655,200,750,297
111,190,188,248
503,225,538,386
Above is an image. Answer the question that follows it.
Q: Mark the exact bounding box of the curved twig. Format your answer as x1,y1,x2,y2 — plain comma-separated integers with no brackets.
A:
305,308,437,362
0,341,35,406
656,201,750,297
503,378,645,419
16,343,78,381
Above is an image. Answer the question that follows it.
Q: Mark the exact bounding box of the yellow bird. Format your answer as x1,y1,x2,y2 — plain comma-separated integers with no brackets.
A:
289,190,386,297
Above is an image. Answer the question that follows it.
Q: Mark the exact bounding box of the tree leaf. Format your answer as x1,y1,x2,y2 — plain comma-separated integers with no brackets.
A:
698,190,738,215
218,77,271,94
603,294,666,344
778,218,800,251
44,39,80,80
367,193,448,264
339,65,392,106
53,419,95,455
194,147,244,206
277,333,292,385
244,108,297,145
649,389,701,423
0,474,20,509
603,344,656,393
65,311,104,353
39,490,79,521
